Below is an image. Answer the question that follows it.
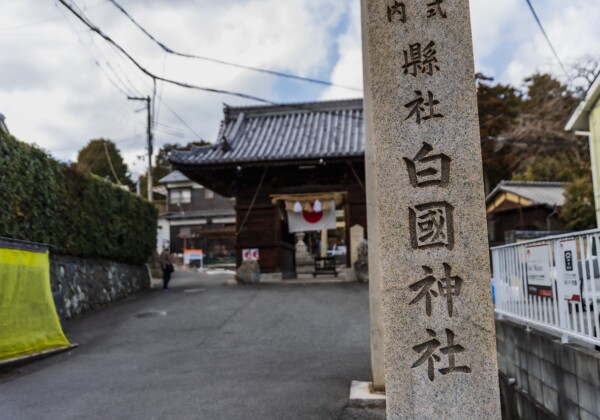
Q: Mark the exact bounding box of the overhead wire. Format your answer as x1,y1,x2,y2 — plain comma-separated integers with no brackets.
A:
103,31,204,142
58,0,276,105
481,136,587,148
0,0,105,32
131,66,204,141
94,60,132,96
154,53,168,129
106,0,362,93
59,0,365,161
154,98,204,140
57,2,136,98
523,0,571,80
53,1,151,174
59,0,206,157
111,60,145,97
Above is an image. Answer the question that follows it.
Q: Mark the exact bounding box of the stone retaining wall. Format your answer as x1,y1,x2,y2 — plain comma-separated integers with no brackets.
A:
496,319,600,419
50,254,150,320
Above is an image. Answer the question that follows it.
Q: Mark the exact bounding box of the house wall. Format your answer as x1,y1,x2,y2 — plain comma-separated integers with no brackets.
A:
496,319,600,419
162,180,236,257
590,103,600,227
169,223,235,258
156,217,170,252
167,186,234,213
50,254,150,320
487,206,555,245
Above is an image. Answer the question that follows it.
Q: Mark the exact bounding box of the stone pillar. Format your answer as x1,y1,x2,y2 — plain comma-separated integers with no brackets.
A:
350,224,365,267
361,0,501,418
362,108,386,391
295,232,313,273
320,229,328,257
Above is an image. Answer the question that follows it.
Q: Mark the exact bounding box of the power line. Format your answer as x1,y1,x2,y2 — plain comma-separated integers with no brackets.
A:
481,136,587,148
80,14,202,142
0,0,105,32
57,2,136,97
110,60,144,97
58,0,277,105
154,98,204,140
95,60,133,96
154,54,168,128
59,0,364,159
59,0,365,123
106,0,362,93
524,0,571,80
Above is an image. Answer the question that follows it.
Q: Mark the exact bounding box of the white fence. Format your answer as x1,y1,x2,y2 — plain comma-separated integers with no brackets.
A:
492,229,600,346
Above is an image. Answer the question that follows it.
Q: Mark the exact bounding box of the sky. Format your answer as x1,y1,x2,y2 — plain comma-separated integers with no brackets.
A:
1,0,599,177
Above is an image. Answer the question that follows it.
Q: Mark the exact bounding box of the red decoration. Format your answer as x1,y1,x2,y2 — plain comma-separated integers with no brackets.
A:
302,210,323,224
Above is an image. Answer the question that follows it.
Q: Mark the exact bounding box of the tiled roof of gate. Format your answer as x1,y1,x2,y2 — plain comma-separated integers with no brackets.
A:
486,181,566,207
170,98,364,166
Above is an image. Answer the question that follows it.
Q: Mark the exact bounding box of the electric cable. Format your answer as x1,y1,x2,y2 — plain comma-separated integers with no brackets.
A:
59,0,364,156
524,0,571,80
106,0,362,92
58,0,276,105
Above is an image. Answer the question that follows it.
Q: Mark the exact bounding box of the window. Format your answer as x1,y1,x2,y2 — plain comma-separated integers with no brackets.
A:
170,189,191,204
204,188,214,200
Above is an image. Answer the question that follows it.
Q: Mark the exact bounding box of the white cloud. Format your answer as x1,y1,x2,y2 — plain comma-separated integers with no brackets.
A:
499,0,600,86
1,0,346,176
320,0,363,101
2,0,600,179
469,0,523,75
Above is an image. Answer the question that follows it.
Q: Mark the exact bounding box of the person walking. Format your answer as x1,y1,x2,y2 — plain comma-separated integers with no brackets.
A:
159,246,174,291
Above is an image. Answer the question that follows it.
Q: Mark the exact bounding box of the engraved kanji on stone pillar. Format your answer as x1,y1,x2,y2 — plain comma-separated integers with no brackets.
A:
386,1,406,23
404,90,444,124
409,201,454,250
409,263,463,317
403,142,450,188
411,328,471,382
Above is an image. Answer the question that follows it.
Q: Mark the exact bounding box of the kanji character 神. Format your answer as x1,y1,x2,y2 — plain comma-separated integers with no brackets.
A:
409,266,438,316
409,263,463,317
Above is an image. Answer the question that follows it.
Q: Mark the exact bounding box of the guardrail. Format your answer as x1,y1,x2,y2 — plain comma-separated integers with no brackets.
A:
491,229,600,346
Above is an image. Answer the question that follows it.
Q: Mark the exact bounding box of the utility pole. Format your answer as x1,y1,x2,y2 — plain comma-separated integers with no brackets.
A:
128,96,153,202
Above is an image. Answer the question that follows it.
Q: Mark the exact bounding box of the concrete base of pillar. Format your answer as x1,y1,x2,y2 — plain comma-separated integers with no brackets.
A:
348,381,386,410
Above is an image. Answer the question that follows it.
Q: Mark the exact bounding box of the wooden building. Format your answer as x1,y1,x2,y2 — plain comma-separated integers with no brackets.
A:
158,170,236,262
486,181,566,246
170,99,366,278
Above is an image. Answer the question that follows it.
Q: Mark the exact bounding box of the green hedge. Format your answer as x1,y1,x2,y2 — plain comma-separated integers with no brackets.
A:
0,132,157,265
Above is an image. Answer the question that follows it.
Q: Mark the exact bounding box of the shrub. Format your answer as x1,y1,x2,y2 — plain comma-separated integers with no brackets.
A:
0,132,156,265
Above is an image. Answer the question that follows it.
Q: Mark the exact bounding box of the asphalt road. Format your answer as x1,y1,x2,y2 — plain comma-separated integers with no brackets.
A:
0,271,384,420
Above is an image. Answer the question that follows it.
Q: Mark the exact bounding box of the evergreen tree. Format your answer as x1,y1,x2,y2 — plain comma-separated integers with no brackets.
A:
77,139,133,187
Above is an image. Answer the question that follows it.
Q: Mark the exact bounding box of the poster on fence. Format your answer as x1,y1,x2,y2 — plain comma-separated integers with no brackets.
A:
525,243,552,297
556,239,581,301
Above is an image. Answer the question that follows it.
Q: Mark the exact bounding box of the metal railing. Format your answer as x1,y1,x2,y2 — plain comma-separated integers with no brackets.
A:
491,228,600,346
